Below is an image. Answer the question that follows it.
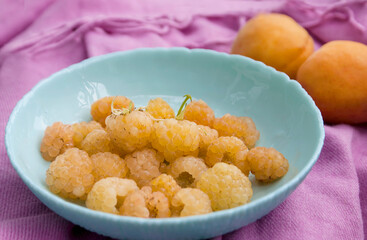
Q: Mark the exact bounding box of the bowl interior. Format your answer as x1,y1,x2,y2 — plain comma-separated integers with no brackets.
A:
6,48,324,239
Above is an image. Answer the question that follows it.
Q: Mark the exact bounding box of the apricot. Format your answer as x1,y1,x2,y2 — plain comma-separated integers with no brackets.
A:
297,41,367,124
231,13,314,79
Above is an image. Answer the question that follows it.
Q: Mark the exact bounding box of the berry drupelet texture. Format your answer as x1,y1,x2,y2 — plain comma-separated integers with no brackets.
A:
197,162,253,211
247,147,289,182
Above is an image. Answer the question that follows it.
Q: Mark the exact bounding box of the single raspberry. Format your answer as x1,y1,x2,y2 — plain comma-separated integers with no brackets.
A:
151,119,200,162
40,122,74,161
145,187,171,218
120,189,150,218
71,121,103,148
125,148,164,187
198,125,218,158
86,177,138,214
197,162,253,211
205,136,250,175
45,148,94,200
239,116,260,147
41,121,103,161
150,174,181,202
120,186,170,218
213,114,260,149
91,152,128,182
168,156,208,188
171,188,212,217
247,147,289,182
183,100,215,127
105,111,153,154
81,129,112,155
91,96,134,127
146,98,175,119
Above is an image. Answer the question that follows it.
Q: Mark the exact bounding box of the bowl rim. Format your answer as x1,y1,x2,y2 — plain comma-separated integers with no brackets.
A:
5,47,325,225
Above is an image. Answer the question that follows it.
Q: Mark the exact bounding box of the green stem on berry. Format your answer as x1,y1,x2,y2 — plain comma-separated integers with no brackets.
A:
128,101,133,112
111,97,132,116
175,94,192,120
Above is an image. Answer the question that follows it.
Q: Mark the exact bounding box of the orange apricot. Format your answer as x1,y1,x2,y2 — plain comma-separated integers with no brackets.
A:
231,13,314,79
297,40,367,124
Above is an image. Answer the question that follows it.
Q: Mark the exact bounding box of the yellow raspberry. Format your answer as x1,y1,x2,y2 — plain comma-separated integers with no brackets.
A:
146,188,171,218
120,186,170,218
45,148,94,200
41,121,102,161
197,163,253,211
146,98,175,119
71,121,103,148
80,129,112,155
205,136,250,176
91,96,134,127
151,119,200,162
213,114,260,149
125,148,164,187
91,152,128,181
120,189,150,218
150,174,181,202
247,147,289,182
105,111,153,154
86,177,138,214
171,188,212,217
197,125,218,158
183,100,215,127
40,122,74,161
168,156,208,188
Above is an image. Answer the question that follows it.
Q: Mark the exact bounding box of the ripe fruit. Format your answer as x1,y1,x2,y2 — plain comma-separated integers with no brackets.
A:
183,100,215,127
91,152,128,181
247,147,289,182
213,114,259,149
231,13,314,79
86,177,138,214
120,186,170,218
146,97,175,119
197,125,218,158
40,122,73,161
81,129,112,155
297,40,367,124
91,96,134,127
105,111,153,154
168,156,208,188
205,136,250,175
150,174,181,202
171,188,212,217
151,119,200,162
46,148,94,200
125,148,164,187
197,163,252,211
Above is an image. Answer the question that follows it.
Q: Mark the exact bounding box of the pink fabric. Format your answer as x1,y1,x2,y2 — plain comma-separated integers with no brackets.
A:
1,0,366,239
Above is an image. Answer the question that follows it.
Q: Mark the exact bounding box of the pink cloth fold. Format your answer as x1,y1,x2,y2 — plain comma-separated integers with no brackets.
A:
0,0,366,239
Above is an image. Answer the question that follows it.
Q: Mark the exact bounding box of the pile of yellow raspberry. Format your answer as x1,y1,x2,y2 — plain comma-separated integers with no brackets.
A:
40,95,289,218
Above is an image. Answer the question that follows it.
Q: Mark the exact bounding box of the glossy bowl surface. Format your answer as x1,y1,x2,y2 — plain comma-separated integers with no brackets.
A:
5,48,324,240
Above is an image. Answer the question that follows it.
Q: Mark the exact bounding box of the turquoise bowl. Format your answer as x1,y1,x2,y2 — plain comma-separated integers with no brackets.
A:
5,48,324,240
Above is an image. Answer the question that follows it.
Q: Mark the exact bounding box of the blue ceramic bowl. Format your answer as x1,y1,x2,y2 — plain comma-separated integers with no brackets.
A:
5,48,324,240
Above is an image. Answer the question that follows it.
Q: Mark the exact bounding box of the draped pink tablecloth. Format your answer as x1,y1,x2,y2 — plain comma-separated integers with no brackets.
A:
1,0,366,239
